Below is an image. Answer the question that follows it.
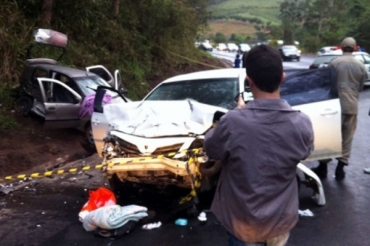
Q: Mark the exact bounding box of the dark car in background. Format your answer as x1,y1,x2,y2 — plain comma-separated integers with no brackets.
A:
309,54,338,69
278,45,301,61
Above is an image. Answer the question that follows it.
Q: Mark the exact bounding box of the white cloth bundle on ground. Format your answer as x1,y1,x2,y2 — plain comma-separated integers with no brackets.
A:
83,204,148,231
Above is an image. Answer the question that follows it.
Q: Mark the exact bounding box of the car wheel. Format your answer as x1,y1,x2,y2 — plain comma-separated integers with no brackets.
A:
15,96,33,116
84,124,97,153
297,57,300,62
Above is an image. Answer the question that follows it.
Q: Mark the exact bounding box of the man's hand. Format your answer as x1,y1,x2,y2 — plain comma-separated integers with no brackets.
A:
237,94,246,109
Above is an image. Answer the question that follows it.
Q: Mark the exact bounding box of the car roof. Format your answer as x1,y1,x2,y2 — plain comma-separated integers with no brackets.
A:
316,51,368,57
312,51,370,65
281,45,297,48
159,67,304,84
28,62,98,78
161,68,246,83
320,46,337,49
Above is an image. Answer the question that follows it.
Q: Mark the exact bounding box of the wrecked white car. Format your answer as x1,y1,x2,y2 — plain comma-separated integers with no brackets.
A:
91,67,341,206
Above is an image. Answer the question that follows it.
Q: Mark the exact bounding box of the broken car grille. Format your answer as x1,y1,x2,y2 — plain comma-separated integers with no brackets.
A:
151,143,183,156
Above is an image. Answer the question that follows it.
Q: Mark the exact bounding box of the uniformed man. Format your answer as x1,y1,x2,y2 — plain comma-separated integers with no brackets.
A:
312,37,367,180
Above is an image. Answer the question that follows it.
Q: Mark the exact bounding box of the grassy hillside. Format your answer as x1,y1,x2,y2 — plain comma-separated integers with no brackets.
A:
206,0,281,39
208,20,255,38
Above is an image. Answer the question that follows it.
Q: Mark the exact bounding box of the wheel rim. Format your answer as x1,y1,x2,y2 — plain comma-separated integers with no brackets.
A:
86,126,94,145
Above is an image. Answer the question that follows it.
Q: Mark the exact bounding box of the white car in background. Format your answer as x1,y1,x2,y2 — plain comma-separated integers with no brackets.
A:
317,46,342,56
239,43,251,53
216,43,227,51
310,51,370,85
91,67,341,206
226,43,239,52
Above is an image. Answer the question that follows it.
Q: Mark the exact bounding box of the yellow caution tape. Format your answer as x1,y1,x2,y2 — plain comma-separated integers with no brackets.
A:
179,151,203,205
0,148,203,182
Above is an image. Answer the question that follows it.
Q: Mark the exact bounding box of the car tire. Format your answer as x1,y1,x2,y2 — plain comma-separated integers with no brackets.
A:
83,124,97,153
15,96,33,116
297,57,300,62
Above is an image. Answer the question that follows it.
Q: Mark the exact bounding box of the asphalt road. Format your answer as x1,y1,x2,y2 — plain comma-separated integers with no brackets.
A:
211,50,314,69
1,79,370,246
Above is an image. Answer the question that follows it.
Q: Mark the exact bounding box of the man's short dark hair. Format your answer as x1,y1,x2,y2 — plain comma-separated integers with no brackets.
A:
245,45,283,93
342,46,354,53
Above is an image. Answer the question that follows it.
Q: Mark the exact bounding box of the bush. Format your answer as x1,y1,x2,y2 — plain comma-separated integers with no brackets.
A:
0,0,210,102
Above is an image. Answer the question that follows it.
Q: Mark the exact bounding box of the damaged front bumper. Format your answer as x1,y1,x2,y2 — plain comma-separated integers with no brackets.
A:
101,131,207,190
101,131,326,207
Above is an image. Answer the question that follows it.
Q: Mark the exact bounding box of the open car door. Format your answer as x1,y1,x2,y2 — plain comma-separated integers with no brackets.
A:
91,86,128,155
281,67,341,161
86,65,114,88
37,78,82,129
114,69,127,93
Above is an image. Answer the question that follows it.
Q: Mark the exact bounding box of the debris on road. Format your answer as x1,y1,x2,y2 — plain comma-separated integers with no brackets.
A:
198,211,207,225
83,204,148,231
175,218,188,226
299,209,314,217
0,184,14,195
142,221,162,230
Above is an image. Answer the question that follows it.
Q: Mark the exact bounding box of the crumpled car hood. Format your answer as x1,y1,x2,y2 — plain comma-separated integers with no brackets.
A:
103,100,227,137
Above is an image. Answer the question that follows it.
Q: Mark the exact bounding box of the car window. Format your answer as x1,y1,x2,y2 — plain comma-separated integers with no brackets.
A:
313,55,338,65
145,78,239,110
74,76,110,96
281,67,337,106
363,54,370,64
42,81,77,103
354,54,365,64
282,47,296,51
33,69,48,78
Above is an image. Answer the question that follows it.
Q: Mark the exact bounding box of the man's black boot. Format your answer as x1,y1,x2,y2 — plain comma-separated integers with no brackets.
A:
311,161,328,179
335,161,346,180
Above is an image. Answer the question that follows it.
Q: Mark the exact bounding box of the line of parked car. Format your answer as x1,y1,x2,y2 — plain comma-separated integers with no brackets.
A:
197,42,251,54
198,41,302,63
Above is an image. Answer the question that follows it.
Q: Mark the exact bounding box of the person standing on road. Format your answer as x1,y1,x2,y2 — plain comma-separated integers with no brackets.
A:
204,45,314,246
311,37,367,180
242,51,248,68
234,54,241,68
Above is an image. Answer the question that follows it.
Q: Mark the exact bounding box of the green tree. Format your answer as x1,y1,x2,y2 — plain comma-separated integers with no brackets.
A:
279,0,309,45
346,0,370,50
214,32,226,43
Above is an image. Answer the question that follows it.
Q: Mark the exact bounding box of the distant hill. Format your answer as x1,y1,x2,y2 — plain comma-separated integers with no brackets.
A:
207,0,280,39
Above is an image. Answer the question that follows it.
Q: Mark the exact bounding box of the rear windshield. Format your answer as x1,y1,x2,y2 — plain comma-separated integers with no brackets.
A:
313,55,338,65
144,78,239,110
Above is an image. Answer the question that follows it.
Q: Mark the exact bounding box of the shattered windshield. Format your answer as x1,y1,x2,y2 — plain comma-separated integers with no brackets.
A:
75,76,110,96
144,78,239,110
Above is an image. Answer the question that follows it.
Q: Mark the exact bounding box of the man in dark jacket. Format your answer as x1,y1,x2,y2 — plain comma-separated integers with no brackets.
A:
204,45,314,246
311,37,367,180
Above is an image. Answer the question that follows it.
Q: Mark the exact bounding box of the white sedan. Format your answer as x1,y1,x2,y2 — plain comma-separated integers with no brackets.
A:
91,67,341,206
